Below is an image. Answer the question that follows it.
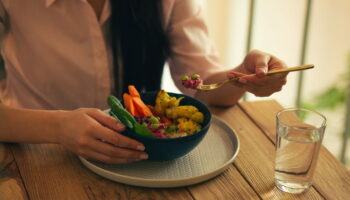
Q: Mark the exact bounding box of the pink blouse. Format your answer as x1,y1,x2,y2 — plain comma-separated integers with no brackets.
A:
0,0,222,110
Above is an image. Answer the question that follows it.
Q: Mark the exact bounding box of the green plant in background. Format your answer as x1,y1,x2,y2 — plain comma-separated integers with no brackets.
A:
302,83,346,111
302,53,350,163
302,56,349,111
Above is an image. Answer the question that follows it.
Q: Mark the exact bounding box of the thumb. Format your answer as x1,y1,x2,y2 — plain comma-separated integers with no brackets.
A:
254,54,270,77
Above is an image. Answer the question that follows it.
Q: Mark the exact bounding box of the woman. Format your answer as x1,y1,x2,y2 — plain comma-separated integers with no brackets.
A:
0,0,288,163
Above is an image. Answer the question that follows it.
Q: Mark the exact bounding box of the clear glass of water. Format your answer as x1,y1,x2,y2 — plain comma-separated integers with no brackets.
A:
275,108,326,194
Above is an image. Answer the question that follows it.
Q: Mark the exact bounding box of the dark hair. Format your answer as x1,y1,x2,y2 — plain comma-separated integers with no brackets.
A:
110,0,170,97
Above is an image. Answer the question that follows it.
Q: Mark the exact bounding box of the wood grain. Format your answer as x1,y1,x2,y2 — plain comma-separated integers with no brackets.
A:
0,143,28,200
10,143,194,200
211,105,324,199
188,165,260,200
240,100,350,200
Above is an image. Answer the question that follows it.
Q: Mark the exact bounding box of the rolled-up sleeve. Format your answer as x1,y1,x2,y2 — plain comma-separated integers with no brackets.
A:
166,0,223,96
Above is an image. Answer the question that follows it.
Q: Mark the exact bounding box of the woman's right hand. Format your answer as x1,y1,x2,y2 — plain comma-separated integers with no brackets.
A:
56,108,148,164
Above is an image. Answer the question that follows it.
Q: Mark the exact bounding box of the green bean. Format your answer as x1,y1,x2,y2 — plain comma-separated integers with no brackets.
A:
107,95,136,129
134,123,154,138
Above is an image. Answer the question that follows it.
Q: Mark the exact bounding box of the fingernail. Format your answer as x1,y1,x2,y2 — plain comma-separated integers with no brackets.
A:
136,145,145,151
116,123,125,130
239,78,247,83
140,154,148,159
257,68,266,75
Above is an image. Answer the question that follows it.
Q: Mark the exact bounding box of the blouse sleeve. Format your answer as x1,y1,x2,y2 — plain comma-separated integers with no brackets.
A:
166,0,223,96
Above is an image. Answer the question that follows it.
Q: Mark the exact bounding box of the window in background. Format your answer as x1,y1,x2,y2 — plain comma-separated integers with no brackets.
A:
162,0,350,164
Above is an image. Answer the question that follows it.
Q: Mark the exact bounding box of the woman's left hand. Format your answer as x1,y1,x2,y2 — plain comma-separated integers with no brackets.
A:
228,49,288,97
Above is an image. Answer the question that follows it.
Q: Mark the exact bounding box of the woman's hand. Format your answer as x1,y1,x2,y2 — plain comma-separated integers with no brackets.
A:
228,49,288,97
57,108,148,164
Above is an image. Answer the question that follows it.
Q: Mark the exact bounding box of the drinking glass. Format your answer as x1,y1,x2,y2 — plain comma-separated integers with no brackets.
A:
275,108,326,194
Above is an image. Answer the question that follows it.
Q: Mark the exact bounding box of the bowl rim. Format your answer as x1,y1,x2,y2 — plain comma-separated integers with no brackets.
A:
110,91,212,141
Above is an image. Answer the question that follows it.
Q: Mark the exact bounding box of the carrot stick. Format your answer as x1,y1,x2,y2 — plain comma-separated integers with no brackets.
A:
132,97,153,117
132,106,142,117
128,85,140,98
123,93,139,116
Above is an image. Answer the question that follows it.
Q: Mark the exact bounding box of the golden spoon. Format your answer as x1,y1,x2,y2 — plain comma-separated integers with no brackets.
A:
196,64,314,91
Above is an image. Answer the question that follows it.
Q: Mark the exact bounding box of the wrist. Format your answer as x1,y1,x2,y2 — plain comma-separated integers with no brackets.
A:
47,110,67,144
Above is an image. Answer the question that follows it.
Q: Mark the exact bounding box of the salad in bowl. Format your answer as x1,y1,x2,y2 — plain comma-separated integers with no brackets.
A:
107,86,211,161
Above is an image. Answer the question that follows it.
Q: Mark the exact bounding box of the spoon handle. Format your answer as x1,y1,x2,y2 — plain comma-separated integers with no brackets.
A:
218,64,314,88
222,64,314,86
267,64,314,75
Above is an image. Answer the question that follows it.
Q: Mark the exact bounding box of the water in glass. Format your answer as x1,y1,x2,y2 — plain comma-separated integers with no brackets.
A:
275,123,323,194
275,107,326,194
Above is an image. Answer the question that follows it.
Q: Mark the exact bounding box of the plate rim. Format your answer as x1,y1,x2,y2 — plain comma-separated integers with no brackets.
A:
79,115,240,188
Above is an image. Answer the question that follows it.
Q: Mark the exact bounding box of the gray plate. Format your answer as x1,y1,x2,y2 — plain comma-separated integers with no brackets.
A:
79,115,240,188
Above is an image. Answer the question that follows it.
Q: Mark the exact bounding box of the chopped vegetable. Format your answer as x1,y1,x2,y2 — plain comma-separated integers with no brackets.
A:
134,123,154,138
182,74,203,89
177,117,202,134
154,90,170,116
166,125,178,133
109,111,120,121
128,85,141,98
155,90,183,116
107,87,205,139
123,85,153,117
149,116,160,123
132,98,153,117
150,123,160,129
191,74,200,79
123,93,140,117
160,116,174,126
165,105,204,123
107,95,123,108
181,75,190,81
107,96,136,129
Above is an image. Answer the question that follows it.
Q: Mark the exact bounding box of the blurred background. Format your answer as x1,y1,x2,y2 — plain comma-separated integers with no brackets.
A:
161,0,350,166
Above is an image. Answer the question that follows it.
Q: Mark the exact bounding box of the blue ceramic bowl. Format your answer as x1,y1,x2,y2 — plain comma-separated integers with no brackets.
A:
121,91,212,161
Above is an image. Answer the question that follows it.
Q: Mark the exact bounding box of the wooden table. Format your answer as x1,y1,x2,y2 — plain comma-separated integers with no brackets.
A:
1,100,350,200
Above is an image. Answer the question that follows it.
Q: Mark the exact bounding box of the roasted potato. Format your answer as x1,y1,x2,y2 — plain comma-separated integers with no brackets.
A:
177,118,202,134
155,90,183,116
165,106,204,123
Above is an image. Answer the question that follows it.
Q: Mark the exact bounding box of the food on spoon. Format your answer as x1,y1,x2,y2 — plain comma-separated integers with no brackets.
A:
107,87,205,139
181,74,203,89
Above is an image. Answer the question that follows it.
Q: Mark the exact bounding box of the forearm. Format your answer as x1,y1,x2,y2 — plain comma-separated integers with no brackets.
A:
0,104,61,143
194,67,246,106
